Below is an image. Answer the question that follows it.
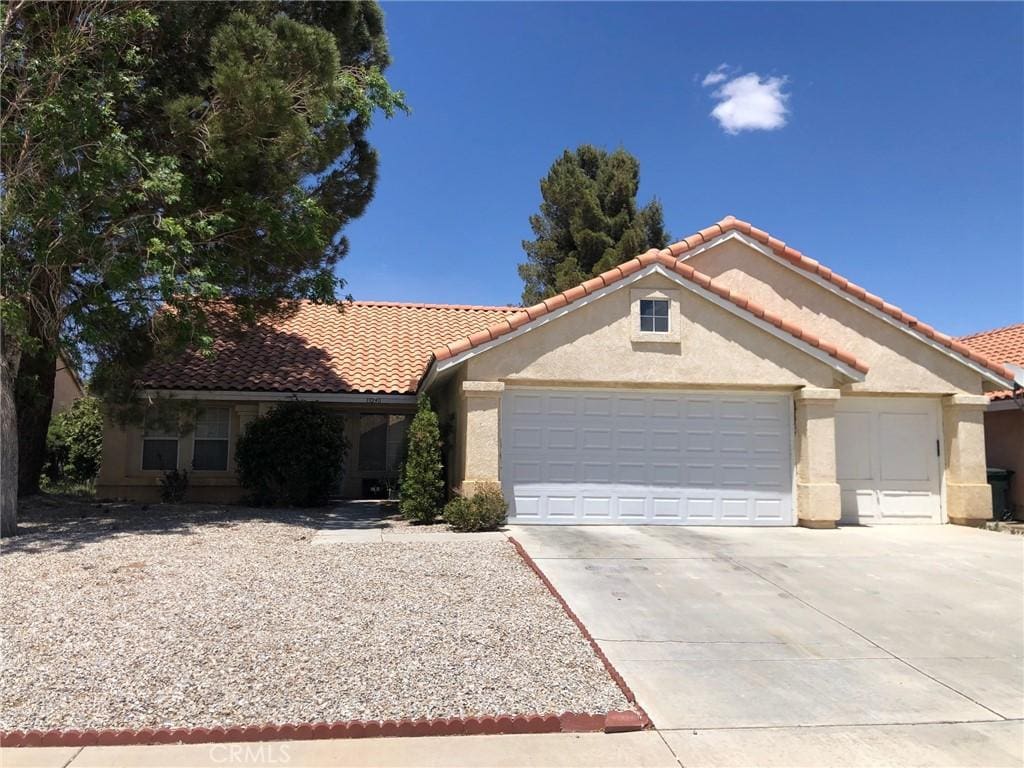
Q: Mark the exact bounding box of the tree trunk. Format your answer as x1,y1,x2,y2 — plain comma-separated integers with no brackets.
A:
15,341,56,496
1,332,22,537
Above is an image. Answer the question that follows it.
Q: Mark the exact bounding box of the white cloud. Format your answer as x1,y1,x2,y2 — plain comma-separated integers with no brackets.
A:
702,70,790,135
701,65,729,87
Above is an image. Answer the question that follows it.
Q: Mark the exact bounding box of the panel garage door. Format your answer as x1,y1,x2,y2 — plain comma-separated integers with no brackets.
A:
501,388,793,525
836,397,942,524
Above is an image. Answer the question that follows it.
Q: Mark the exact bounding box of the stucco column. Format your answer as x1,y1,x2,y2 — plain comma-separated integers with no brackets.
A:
236,404,259,433
96,414,125,485
942,394,992,526
231,405,260,476
793,388,842,529
460,381,504,495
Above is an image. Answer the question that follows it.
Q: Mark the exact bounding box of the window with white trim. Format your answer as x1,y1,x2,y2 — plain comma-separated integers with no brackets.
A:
192,407,230,471
631,288,680,343
142,419,179,471
639,298,670,333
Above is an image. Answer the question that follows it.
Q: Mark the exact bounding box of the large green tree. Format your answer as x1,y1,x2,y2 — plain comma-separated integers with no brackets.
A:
0,0,405,534
518,145,670,305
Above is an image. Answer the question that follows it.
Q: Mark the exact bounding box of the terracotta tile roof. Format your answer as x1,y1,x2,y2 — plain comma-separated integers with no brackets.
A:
142,301,517,395
144,217,1014,398
959,323,1024,400
682,216,1016,383
433,249,870,375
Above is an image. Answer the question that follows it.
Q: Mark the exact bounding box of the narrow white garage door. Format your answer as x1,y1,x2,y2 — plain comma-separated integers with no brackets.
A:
501,388,793,525
836,397,942,524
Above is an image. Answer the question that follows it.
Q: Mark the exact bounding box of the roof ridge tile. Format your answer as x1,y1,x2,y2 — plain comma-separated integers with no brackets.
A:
349,300,518,312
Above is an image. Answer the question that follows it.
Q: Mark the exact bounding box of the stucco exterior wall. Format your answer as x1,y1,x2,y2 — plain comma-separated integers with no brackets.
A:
434,368,467,494
942,395,992,524
96,399,414,504
52,362,83,415
687,239,988,396
985,407,1024,520
434,250,996,526
794,388,842,527
459,381,503,496
97,403,247,503
439,272,845,523
465,273,840,389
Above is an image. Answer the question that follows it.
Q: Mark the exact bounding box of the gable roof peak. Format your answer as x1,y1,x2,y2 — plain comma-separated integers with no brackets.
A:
664,216,1014,385
431,247,869,376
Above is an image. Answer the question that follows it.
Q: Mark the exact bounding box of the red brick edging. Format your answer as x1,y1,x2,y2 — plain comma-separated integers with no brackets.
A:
1,709,643,748
507,536,652,731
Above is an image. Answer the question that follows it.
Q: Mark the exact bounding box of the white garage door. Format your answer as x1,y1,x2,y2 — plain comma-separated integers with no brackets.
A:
836,397,942,524
501,388,793,525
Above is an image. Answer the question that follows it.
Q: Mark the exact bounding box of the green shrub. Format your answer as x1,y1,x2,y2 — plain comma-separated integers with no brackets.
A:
235,401,348,507
399,397,445,523
442,495,473,530
45,397,103,483
160,469,189,503
444,482,508,532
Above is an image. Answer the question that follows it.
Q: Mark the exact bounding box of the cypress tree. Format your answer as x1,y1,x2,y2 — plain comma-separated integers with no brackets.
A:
518,145,670,305
399,397,445,523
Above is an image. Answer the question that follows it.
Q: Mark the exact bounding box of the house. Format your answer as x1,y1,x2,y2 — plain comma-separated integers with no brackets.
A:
52,352,85,415
96,216,1016,528
960,323,1024,521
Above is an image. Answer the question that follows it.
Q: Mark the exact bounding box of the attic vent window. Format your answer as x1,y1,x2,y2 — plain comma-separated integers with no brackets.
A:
639,299,670,333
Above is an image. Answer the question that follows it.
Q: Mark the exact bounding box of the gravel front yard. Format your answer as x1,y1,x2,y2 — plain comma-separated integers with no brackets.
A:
1,502,628,731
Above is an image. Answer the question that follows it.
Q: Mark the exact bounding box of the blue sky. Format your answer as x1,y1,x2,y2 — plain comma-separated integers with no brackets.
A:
341,2,1023,336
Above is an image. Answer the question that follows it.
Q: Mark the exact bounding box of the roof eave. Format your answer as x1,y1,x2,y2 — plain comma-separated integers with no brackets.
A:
140,388,419,404
423,262,867,387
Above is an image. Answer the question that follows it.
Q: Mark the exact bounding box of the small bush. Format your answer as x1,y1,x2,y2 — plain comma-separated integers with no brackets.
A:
400,397,445,523
235,401,348,507
442,495,473,530
46,397,103,483
444,482,508,532
160,469,189,503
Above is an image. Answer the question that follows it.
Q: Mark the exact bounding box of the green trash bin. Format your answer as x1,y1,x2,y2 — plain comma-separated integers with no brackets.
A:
987,468,1014,522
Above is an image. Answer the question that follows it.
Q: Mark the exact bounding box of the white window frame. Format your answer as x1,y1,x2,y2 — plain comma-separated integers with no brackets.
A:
630,287,681,343
192,406,231,472
141,421,180,472
639,297,670,333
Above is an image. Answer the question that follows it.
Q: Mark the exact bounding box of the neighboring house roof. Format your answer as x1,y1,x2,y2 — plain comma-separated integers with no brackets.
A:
431,249,870,376
141,301,516,395
959,323,1024,401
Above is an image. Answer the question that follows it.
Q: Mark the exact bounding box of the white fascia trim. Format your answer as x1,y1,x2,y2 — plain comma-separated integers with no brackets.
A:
142,389,418,405
680,230,1015,390
419,271,652,392
420,262,865,389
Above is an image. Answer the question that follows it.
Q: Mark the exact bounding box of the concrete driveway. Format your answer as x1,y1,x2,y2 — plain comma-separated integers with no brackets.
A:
511,524,1024,766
